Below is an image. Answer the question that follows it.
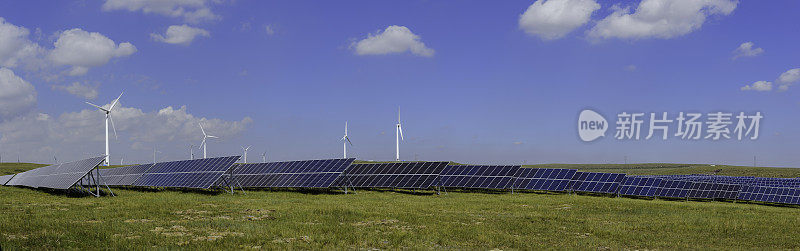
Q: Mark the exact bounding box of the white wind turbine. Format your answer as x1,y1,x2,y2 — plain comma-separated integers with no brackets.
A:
86,92,123,166
261,151,267,162
395,107,403,161
342,121,353,158
241,146,251,163
198,123,218,159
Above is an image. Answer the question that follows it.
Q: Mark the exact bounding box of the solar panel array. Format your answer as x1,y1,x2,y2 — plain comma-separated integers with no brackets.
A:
334,162,448,189
737,186,800,205
1,174,15,185
5,156,106,189
572,172,626,194
99,164,155,186
618,176,662,197
232,158,355,188
512,168,577,191
131,156,240,189
439,165,520,189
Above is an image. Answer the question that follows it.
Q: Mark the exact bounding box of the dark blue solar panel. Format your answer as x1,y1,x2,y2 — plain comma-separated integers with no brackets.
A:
131,156,240,189
97,164,155,186
572,172,626,194
737,185,800,205
439,165,520,189
333,162,448,189
655,180,692,198
512,168,578,191
231,158,355,188
618,176,662,197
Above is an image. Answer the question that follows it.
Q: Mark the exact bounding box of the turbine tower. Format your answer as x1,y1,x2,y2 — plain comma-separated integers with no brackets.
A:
241,146,251,163
86,92,123,166
342,121,353,158
396,107,403,161
198,123,218,159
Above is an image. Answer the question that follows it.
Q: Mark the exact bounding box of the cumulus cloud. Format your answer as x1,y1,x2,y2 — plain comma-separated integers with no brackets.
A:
518,0,600,40
51,81,99,99
151,25,210,45
352,25,434,57
588,0,737,40
0,17,43,68
777,68,799,91
0,103,252,164
48,28,137,76
732,42,763,59
0,68,36,120
102,0,219,23
740,81,771,92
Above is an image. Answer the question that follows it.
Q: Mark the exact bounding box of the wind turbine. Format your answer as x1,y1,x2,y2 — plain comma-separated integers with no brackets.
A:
395,107,403,161
198,123,218,159
189,144,195,160
153,146,162,163
241,146,251,163
261,151,267,162
86,92,123,166
342,121,353,158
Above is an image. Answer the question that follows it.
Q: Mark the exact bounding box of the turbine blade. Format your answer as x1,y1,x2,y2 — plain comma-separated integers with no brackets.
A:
346,136,353,146
109,115,118,140
209,135,219,138
399,125,404,140
109,92,124,110
199,123,206,135
85,102,108,112
199,137,206,148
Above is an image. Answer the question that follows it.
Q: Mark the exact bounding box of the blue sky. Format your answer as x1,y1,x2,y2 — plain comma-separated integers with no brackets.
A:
0,0,799,167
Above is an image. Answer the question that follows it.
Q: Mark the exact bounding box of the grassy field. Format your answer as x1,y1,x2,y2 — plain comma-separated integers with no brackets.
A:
1,162,799,249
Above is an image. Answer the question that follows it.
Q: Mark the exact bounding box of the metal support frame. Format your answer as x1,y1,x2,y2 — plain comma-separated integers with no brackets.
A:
75,167,115,197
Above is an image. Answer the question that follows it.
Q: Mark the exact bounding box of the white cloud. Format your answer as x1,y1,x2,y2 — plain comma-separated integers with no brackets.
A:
732,42,763,59
624,64,637,71
151,25,210,45
588,0,737,40
102,0,219,23
0,68,36,120
777,68,799,91
778,68,799,84
51,81,99,99
0,103,252,164
0,17,43,68
518,0,600,40
48,28,137,76
352,25,434,57
740,81,771,92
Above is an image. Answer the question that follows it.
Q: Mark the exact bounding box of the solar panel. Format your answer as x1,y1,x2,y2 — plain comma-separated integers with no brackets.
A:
231,158,355,188
737,186,800,205
655,180,692,198
618,176,663,197
685,182,721,199
98,164,155,186
131,156,240,189
512,168,577,191
333,162,448,189
572,172,626,194
439,165,520,189
567,171,589,190
5,156,106,189
0,174,15,185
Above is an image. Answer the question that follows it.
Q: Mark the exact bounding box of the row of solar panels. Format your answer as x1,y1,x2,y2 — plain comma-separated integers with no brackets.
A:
3,157,799,206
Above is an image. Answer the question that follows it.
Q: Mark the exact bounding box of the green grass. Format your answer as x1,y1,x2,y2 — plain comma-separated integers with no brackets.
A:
1,162,799,249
